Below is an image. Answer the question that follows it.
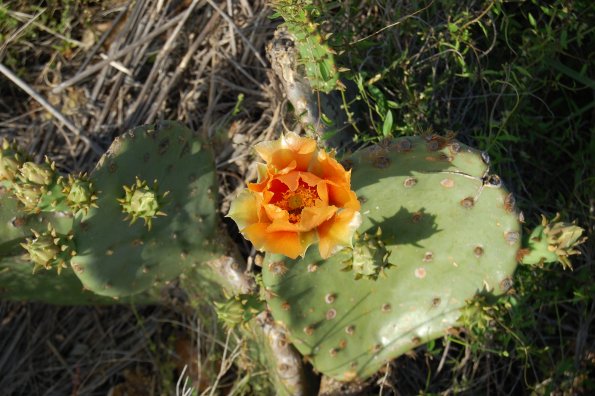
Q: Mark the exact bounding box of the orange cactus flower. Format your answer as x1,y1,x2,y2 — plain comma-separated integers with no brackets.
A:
228,133,361,259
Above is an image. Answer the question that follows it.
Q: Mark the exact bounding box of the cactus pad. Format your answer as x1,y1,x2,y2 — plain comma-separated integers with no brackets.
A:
262,136,521,381
70,121,218,297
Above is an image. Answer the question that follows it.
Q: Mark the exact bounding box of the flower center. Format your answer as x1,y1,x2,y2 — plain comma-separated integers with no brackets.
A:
275,182,319,223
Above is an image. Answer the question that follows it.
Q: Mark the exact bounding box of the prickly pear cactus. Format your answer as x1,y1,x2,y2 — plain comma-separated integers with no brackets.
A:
70,121,218,297
0,189,120,304
0,187,72,255
262,136,521,381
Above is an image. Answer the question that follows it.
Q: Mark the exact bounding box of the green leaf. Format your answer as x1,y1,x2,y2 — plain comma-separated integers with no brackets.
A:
382,110,393,137
528,13,537,29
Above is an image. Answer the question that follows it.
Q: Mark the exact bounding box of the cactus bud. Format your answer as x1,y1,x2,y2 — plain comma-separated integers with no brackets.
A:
62,174,98,214
21,224,75,274
117,177,169,230
0,139,24,181
13,183,43,212
521,214,587,269
342,228,394,280
214,294,264,329
19,160,55,185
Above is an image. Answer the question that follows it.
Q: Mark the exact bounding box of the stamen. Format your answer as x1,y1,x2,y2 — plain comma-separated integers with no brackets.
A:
274,181,319,223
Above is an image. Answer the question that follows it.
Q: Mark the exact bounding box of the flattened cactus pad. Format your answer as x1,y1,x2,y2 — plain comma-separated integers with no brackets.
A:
262,136,521,381
70,121,218,297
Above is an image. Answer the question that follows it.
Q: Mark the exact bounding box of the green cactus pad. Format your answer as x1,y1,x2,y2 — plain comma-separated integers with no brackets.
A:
70,121,218,297
0,188,72,256
262,136,521,381
0,254,117,304
0,189,127,304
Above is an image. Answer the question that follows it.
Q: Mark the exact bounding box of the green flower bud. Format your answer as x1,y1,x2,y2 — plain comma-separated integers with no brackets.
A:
20,224,75,274
20,161,54,185
13,183,43,212
0,139,24,181
118,177,169,230
214,294,264,329
63,174,97,214
342,228,394,280
521,214,587,269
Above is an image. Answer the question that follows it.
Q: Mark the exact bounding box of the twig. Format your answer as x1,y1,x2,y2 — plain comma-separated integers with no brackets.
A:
0,63,102,155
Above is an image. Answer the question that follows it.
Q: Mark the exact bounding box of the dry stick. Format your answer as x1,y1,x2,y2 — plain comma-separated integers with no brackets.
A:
202,43,219,137
124,0,204,128
226,0,237,56
205,0,267,68
0,63,103,155
145,13,221,124
51,11,188,94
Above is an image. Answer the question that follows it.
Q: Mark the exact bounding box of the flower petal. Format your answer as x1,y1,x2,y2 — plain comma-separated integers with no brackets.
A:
317,209,362,259
309,149,350,185
299,202,337,231
275,170,301,191
243,223,310,259
328,183,360,210
227,190,261,230
255,133,317,172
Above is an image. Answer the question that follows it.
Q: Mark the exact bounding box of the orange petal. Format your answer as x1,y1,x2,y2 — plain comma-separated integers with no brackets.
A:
263,204,291,223
317,209,362,259
243,223,309,259
309,149,350,185
299,202,337,231
248,163,271,192
275,170,301,191
299,171,323,186
316,181,329,204
328,184,360,210
255,133,317,172
227,190,261,230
